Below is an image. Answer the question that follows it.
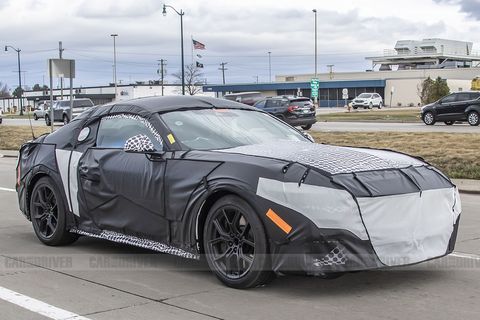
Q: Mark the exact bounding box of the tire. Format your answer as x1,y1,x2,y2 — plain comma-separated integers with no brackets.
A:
368,102,373,109
467,111,479,126
301,124,312,130
203,195,274,289
353,106,358,110
378,102,383,109
30,176,79,246
34,114,38,121
63,115,69,125
45,116,51,127
422,111,436,125
444,121,454,125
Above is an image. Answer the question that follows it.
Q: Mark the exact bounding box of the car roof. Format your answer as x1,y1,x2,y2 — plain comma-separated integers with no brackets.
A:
86,96,256,120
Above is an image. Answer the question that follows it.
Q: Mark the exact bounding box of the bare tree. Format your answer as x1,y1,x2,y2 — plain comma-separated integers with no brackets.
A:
172,64,204,95
0,82,10,97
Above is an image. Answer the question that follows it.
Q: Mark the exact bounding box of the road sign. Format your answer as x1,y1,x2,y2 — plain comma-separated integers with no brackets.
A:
342,88,348,95
310,78,319,98
342,93,349,99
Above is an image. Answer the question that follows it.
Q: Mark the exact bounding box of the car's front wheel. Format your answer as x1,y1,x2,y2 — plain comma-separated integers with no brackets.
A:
30,176,79,246
422,111,436,125
301,124,312,130
45,115,51,126
467,111,479,126
63,115,69,125
33,114,38,121
203,195,274,289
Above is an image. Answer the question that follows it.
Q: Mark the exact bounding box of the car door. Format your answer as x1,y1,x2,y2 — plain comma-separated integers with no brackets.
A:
435,94,457,120
451,92,472,117
76,113,170,242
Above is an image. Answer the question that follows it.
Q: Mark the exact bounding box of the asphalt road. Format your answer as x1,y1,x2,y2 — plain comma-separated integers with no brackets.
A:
313,121,480,133
0,157,479,319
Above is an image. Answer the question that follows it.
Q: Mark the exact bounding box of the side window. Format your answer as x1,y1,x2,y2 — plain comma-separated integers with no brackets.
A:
255,100,266,109
440,94,456,103
455,93,471,102
470,92,480,100
96,114,163,150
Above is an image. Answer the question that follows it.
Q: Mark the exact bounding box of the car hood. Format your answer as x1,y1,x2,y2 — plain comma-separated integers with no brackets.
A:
216,141,425,175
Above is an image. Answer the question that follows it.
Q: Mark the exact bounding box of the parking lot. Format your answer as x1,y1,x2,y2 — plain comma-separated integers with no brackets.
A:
0,156,479,319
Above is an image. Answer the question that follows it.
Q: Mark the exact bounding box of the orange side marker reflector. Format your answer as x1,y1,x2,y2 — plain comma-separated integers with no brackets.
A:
266,209,292,234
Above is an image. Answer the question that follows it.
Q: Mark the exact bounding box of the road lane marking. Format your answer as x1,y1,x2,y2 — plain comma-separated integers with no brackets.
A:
0,187,15,192
0,286,91,320
451,252,480,261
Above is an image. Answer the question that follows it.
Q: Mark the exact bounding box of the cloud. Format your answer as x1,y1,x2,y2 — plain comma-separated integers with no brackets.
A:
434,0,480,20
75,0,163,18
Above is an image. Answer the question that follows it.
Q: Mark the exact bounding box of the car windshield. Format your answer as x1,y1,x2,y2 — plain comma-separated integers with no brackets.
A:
358,93,372,98
161,109,309,150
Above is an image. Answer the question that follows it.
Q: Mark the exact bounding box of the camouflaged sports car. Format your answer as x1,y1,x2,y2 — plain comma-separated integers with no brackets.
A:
16,96,461,288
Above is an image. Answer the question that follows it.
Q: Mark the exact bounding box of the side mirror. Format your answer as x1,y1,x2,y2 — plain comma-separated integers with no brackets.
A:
303,132,315,142
124,134,157,153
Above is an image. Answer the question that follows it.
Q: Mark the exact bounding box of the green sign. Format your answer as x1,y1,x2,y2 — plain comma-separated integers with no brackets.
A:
310,78,319,97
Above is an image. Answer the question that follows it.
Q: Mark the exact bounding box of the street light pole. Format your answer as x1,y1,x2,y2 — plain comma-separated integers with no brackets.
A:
268,51,272,82
5,45,23,116
163,4,185,95
110,34,118,101
312,9,318,106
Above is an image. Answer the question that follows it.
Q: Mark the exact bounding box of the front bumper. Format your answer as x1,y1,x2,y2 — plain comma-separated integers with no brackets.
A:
272,216,460,275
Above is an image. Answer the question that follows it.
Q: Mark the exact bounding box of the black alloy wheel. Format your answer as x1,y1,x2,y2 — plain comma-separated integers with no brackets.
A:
30,177,78,245
204,195,273,288
301,124,313,130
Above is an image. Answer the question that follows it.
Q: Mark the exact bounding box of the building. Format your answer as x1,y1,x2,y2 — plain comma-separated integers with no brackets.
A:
1,83,213,112
203,39,480,107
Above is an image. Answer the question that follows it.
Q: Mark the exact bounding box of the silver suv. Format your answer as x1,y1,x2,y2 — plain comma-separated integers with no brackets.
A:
45,98,94,126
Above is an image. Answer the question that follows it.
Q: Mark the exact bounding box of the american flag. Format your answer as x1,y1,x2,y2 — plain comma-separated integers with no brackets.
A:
192,39,206,50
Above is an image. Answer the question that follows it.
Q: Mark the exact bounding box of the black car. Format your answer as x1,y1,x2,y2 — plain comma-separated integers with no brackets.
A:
421,91,480,126
254,96,316,130
16,96,461,288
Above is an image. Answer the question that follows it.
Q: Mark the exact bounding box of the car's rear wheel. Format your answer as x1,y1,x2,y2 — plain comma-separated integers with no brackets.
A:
422,111,436,125
30,176,78,246
467,111,479,126
63,115,69,125
203,195,274,289
444,121,454,125
45,115,51,126
301,124,312,130
378,102,383,109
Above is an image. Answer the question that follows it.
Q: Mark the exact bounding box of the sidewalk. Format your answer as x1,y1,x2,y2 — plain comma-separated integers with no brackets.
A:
1,150,479,195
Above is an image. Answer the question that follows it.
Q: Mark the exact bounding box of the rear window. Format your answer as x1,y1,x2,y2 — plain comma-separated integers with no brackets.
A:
290,99,312,107
73,100,94,108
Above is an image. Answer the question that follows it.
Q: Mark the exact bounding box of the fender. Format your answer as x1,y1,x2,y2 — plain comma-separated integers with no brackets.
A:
465,104,480,114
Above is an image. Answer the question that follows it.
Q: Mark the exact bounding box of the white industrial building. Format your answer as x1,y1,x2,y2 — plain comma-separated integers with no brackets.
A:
205,39,480,107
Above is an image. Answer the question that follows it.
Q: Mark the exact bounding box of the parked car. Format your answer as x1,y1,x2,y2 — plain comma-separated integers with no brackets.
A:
421,91,480,126
352,93,383,109
16,96,461,288
254,96,316,130
223,92,263,106
45,98,94,126
33,102,49,121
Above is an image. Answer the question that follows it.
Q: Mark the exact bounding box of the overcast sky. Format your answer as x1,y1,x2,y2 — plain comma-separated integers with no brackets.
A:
1,0,480,90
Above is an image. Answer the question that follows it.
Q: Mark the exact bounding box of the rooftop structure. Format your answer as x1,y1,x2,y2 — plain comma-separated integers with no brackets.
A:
366,38,480,71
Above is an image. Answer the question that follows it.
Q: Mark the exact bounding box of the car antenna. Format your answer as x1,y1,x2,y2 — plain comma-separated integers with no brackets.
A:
26,103,36,140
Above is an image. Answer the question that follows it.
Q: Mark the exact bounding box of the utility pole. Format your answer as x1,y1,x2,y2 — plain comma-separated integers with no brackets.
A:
253,75,259,83
327,64,334,79
268,51,272,82
59,41,64,100
157,59,167,96
110,34,118,100
219,62,228,84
